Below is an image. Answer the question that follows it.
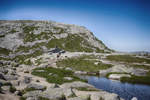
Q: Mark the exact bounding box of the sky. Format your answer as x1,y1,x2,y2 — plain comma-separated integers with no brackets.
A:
0,0,150,52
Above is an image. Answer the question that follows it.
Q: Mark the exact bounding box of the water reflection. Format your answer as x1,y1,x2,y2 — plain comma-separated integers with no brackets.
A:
88,76,150,100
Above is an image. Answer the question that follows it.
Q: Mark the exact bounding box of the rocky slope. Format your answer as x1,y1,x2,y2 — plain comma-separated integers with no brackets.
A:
0,20,112,65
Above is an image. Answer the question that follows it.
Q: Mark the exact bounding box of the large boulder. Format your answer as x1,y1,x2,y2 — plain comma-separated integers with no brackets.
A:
27,83,46,91
108,74,131,80
23,90,42,98
60,81,94,89
4,75,18,80
42,87,74,99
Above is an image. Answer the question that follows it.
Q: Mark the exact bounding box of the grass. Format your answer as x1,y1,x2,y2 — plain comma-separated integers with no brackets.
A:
9,86,16,93
106,55,150,64
131,64,150,70
120,75,150,85
76,87,99,91
38,97,50,100
46,34,94,52
13,50,43,65
57,55,112,72
0,47,11,55
32,67,86,84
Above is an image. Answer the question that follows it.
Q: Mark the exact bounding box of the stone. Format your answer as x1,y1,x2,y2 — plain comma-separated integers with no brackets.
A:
0,73,5,80
11,80,20,86
94,62,99,65
4,75,18,80
0,67,8,74
0,79,9,85
23,90,42,98
48,73,52,76
35,70,44,72
65,67,73,71
68,97,85,100
42,87,70,99
131,97,138,100
24,76,32,84
1,86,10,91
27,83,46,91
26,97,38,100
64,77,73,81
60,81,94,89
49,83,59,88
108,74,131,80
74,71,87,75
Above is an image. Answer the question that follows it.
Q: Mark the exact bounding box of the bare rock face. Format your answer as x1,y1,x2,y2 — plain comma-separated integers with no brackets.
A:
0,20,111,53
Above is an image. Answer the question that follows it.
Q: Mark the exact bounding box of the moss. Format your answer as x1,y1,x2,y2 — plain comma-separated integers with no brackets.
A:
57,55,112,72
38,97,50,100
0,35,5,38
106,55,150,64
9,86,16,93
19,97,26,100
32,67,86,84
0,47,11,55
10,29,17,33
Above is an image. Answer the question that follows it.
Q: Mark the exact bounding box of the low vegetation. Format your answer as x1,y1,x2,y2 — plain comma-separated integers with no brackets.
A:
106,55,150,64
130,64,150,70
76,87,99,91
120,75,150,85
57,55,112,72
0,47,11,55
32,67,86,84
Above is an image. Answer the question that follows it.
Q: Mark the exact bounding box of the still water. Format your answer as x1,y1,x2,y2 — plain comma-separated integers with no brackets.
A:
86,76,150,100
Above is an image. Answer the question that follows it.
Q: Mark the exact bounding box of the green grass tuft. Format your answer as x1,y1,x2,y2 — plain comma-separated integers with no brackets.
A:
32,67,86,84
106,55,150,64
57,55,112,72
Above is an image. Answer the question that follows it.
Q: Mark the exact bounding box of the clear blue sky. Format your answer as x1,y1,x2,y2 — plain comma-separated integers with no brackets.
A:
0,0,150,52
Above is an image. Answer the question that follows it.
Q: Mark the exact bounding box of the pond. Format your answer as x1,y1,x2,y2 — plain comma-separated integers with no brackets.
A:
87,76,150,100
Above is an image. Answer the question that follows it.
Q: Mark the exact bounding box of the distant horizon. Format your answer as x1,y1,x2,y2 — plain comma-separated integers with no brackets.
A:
0,0,150,52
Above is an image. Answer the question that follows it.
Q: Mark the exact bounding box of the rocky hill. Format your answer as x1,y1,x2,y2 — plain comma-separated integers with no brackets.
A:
0,20,112,64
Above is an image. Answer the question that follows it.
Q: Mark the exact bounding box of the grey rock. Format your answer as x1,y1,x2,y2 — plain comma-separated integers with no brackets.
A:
68,97,85,100
131,97,138,100
49,83,59,88
48,73,52,76
0,67,8,74
65,67,73,71
35,70,44,72
60,81,94,89
0,72,5,80
24,76,32,84
4,75,18,80
11,80,20,86
1,86,10,91
27,83,46,91
26,97,38,100
64,77,73,81
23,90,42,98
